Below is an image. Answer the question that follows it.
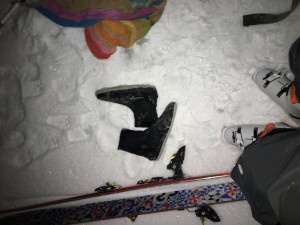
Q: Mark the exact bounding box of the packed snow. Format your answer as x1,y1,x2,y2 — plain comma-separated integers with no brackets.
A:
0,0,300,224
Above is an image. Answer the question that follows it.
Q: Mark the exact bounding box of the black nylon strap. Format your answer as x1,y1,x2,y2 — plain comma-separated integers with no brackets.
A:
289,37,300,99
243,0,300,26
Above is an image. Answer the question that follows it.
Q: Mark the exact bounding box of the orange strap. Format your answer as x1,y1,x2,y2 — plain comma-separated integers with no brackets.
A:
258,123,276,140
290,83,299,104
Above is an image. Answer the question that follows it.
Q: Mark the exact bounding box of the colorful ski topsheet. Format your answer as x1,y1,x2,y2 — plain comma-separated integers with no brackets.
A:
0,182,245,225
0,173,231,214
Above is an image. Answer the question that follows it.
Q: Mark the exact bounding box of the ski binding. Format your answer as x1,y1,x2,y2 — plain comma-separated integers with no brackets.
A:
94,182,121,193
137,146,186,184
195,205,221,224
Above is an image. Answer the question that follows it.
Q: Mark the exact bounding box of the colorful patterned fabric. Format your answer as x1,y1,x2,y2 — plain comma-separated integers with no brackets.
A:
35,0,167,59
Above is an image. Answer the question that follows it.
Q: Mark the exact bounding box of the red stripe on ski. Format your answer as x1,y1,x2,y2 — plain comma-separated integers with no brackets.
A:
0,181,245,224
0,172,230,214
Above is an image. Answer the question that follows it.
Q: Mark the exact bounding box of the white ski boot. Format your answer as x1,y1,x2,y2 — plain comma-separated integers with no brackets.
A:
253,68,300,119
222,123,293,150
222,124,266,150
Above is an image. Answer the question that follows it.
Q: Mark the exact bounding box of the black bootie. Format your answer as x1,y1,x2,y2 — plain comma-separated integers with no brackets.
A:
118,102,176,160
96,85,158,127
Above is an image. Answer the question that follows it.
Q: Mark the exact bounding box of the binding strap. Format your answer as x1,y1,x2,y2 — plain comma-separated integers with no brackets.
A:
243,0,300,26
289,37,300,100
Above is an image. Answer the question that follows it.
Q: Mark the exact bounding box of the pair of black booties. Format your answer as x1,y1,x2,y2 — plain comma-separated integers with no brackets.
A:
96,85,176,160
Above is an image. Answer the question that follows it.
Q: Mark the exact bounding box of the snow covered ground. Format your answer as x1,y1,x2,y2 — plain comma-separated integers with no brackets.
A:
0,0,300,224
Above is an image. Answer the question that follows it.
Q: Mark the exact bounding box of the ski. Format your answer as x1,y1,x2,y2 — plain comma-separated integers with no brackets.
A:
0,181,245,225
0,146,231,214
0,172,230,214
